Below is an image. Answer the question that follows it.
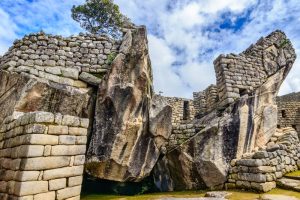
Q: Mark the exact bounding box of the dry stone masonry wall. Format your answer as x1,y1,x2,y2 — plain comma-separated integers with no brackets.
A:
0,32,120,87
277,92,300,132
160,96,202,148
214,31,295,107
190,30,296,119
0,111,88,200
193,84,218,118
227,127,300,192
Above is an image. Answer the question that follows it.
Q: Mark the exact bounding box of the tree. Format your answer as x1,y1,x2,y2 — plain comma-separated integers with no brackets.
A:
71,0,128,38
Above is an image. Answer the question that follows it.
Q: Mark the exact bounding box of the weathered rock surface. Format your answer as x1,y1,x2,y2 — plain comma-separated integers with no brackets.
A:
79,72,102,86
85,26,172,182
153,30,297,191
277,177,300,192
204,191,231,198
0,70,92,124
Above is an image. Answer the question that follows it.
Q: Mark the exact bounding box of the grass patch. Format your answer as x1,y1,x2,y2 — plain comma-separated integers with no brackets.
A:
90,72,105,79
285,170,300,177
80,188,300,200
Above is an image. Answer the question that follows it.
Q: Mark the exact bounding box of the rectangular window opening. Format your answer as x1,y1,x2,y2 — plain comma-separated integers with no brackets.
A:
183,101,190,120
277,125,281,129
281,110,287,118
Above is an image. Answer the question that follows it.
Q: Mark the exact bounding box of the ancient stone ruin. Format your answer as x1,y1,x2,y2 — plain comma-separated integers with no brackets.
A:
277,92,300,132
0,27,299,200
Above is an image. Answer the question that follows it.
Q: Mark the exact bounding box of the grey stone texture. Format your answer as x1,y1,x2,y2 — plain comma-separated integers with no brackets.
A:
85,27,172,182
276,92,300,134
0,111,88,199
227,127,300,192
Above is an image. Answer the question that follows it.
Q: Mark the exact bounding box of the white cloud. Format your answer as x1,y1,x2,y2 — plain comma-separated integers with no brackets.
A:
118,0,300,98
1,0,300,98
0,8,18,54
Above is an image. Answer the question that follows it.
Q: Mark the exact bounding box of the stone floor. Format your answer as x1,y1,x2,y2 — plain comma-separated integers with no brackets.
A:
277,175,300,192
260,194,299,200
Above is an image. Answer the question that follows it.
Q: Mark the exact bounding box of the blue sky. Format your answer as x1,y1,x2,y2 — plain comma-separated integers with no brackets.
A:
0,0,300,98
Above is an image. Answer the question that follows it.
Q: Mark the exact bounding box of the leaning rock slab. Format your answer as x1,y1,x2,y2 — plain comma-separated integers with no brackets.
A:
86,26,172,182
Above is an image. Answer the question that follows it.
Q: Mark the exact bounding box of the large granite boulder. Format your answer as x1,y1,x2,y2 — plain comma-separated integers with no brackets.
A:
85,27,172,182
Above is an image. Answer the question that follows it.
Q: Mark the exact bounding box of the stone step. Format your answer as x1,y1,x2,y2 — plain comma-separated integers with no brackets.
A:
284,175,300,181
277,177,300,192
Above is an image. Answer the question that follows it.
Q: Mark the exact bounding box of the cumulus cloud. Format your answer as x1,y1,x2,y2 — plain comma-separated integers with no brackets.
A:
117,0,300,97
0,0,299,97
0,8,18,54
0,0,85,54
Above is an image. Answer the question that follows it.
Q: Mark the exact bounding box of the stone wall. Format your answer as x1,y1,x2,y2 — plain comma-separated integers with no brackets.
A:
214,30,295,107
0,111,88,200
277,92,300,132
163,96,195,125
0,32,120,87
227,127,300,192
192,31,296,117
160,96,200,148
193,84,218,118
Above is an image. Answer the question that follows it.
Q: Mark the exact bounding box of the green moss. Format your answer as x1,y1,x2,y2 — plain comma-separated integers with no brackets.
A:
106,52,118,65
279,39,290,48
285,170,300,177
90,72,105,79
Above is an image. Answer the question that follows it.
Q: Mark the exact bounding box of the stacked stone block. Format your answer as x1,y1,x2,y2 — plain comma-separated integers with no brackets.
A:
193,92,206,118
277,92,300,132
163,97,195,125
160,96,201,149
0,32,120,88
193,85,218,118
227,127,300,192
168,123,204,148
214,30,296,107
0,111,88,200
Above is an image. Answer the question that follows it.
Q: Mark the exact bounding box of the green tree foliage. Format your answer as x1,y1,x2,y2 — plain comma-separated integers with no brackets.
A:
71,0,127,37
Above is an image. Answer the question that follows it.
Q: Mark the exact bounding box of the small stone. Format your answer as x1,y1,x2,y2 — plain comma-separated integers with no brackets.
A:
62,115,80,126
48,125,68,135
68,176,83,187
204,191,231,198
49,178,67,191
69,127,88,136
32,112,55,123
79,72,102,86
61,68,79,79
